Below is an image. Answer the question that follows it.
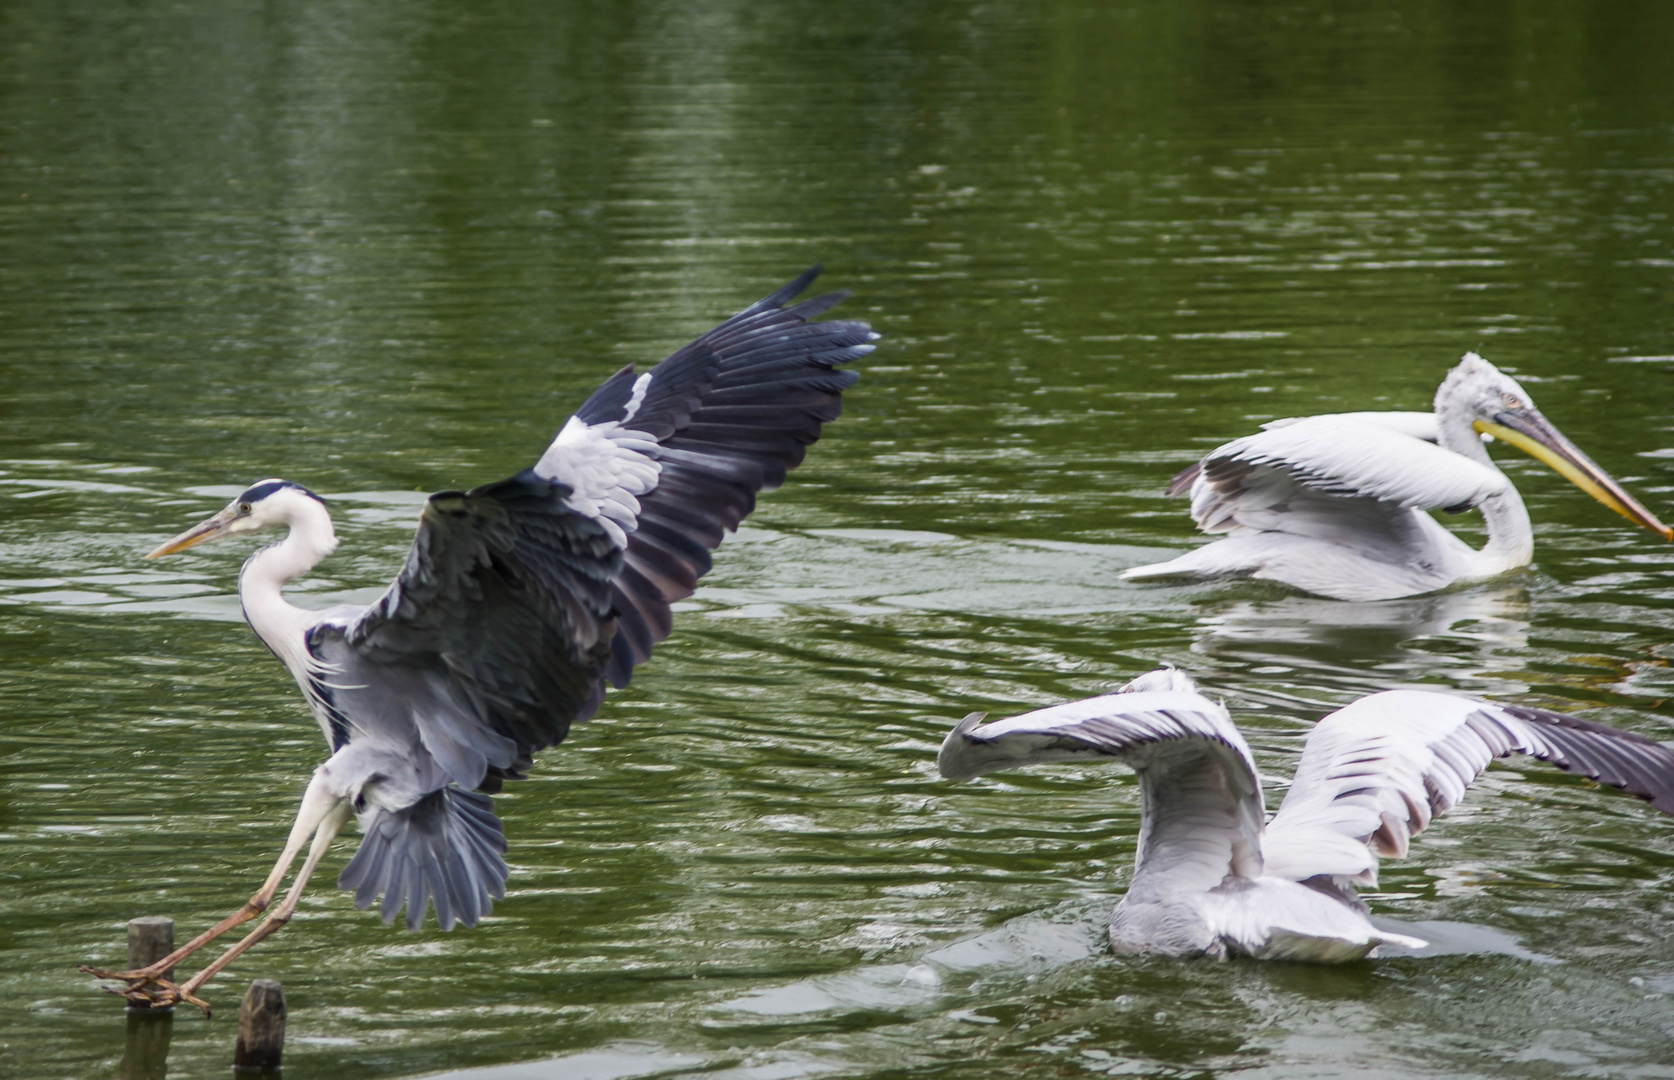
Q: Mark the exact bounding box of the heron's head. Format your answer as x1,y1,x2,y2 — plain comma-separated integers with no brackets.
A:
147,479,330,558
1437,353,1671,541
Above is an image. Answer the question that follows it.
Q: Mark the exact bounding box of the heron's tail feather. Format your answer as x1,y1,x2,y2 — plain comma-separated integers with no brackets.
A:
338,786,509,931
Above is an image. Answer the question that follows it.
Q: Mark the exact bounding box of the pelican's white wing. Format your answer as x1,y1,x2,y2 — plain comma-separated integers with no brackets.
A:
1188,416,1507,533
938,682,1265,899
1259,410,1438,442
1122,416,1514,599
1263,692,1674,886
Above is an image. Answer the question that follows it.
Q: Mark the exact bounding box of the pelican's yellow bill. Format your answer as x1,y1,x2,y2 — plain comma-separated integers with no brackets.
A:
1475,418,1672,540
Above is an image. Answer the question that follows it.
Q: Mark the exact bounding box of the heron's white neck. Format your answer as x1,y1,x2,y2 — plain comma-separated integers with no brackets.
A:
1434,391,1534,573
239,495,339,666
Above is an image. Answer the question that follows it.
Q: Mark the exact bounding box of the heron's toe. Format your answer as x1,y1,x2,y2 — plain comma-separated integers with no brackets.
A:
79,962,170,986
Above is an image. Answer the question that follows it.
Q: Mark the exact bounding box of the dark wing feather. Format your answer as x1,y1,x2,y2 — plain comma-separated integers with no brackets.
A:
333,469,622,784
321,269,868,929
337,265,869,776
331,266,867,781
577,267,872,688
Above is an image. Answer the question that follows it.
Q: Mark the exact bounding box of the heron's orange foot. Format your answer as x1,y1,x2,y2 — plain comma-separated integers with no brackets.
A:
82,966,213,1016
95,978,212,1016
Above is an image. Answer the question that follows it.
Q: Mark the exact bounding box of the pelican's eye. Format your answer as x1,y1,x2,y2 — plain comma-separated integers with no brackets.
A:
239,502,253,514
1500,392,1522,409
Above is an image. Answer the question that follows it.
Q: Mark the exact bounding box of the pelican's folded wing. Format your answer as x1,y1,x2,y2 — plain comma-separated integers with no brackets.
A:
1258,411,1439,442
1183,415,1509,537
938,683,1266,898
1262,691,1674,886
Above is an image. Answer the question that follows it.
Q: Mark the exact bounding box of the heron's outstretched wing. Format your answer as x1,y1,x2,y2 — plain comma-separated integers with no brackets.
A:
1262,691,1674,887
319,472,623,785
334,266,871,788
305,268,867,931
938,676,1266,899
541,264,875,688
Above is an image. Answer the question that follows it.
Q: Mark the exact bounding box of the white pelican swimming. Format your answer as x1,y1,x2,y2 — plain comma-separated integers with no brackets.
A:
1121,353,1671,600
938,669,1674,963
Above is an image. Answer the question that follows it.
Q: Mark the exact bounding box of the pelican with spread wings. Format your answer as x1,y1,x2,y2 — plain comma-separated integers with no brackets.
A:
83,267,874,1013
939,669,1674,962
1121,353,1670,600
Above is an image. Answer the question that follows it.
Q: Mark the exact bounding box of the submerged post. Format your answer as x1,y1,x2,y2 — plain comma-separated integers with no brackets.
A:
125,917,174,1014
120,1010,174,1080
232,979,286,1072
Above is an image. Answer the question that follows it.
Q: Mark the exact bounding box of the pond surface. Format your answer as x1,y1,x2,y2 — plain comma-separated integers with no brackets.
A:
3,1,1674,1077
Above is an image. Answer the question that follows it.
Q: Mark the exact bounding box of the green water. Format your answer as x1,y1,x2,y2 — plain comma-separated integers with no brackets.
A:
4,1,1674,1076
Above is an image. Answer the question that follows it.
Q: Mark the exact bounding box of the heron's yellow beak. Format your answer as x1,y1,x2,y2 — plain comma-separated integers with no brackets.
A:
1475,413,1673,540
147,507,239,558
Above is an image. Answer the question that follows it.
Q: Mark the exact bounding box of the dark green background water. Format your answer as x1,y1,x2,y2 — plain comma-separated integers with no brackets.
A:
4,1,1674,1077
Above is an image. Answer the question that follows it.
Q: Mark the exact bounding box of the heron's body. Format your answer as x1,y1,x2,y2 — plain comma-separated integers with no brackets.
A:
939,669,1674,962
1121,355,1670,601
90,267,875,1009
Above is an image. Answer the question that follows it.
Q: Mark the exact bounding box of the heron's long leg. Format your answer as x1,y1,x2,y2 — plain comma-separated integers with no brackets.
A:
163,796,353,1015
80,775,345,985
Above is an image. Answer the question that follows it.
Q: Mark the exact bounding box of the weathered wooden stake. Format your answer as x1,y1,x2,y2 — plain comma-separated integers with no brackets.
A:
125,917,174,1014
119,1010,174,1080
232,979,286,1072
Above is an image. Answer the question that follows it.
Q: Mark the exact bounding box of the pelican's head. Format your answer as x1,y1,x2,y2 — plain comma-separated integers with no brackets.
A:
1437,353,1671,541
148,479,331,557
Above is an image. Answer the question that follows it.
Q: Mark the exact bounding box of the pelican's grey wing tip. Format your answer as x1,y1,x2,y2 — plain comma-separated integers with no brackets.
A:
937,712,989,782
1166,460,1204,497
1495,703,1674,816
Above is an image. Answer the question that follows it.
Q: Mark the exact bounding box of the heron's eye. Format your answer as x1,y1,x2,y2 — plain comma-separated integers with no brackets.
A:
239,502,252,514
1500,392,1522,409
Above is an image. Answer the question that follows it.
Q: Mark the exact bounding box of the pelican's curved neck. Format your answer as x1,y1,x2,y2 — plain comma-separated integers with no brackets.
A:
1434,389,1533,573
1474,489,1533,571
239,497,338,658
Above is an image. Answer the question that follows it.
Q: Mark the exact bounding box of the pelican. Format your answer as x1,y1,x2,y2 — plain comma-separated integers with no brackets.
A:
1121,353,1671,600
939,669,1674,963
82,267,875,1013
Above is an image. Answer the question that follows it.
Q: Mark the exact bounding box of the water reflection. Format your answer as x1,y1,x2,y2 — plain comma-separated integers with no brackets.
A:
119,1012,172,1080
1191,582,1535,699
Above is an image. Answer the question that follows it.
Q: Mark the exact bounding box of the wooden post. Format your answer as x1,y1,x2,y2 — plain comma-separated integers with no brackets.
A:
232,979,286,1072
119,1010,174,1080
125,917,174,1014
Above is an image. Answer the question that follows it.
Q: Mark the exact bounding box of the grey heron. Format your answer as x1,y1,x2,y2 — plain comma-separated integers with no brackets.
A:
939,669,1674,962
1121,353,1671,600
82,266,875,1013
